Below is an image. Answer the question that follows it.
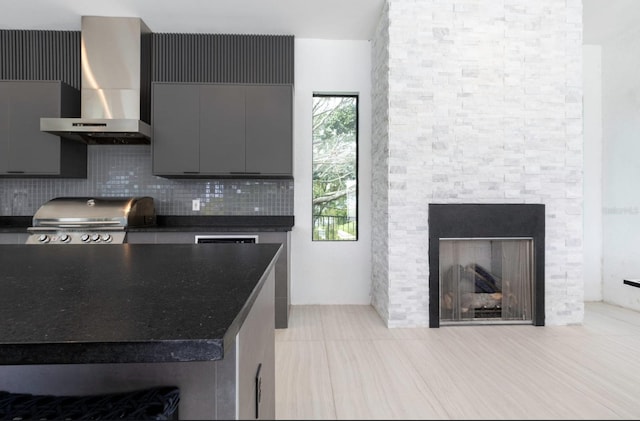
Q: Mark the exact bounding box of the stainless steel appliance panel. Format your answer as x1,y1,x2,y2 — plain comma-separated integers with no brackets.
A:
26,196,155,245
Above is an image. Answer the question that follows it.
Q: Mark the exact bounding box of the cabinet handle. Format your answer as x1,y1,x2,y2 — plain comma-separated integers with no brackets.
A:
7,171,25,174
183,171,199,174
255,363,262,419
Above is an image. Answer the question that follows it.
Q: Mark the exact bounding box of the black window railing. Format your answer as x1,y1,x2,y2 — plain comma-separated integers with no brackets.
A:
313,215,357,241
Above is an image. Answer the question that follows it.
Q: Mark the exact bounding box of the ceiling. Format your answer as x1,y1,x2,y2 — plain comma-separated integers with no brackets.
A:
2,1,634,44
0,0,386,40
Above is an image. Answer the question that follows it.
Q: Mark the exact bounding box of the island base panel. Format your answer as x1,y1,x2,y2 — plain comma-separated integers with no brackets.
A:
0,358,235,420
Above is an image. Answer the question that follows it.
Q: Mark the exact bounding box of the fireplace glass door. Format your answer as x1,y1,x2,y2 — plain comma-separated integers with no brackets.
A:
439,238,534,324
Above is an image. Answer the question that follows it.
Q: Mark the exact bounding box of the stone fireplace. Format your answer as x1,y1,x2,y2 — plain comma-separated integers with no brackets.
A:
428,204,545,327
370,1,584,328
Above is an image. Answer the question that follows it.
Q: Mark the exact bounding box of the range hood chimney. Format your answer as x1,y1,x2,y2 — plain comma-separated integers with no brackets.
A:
40,16,152,144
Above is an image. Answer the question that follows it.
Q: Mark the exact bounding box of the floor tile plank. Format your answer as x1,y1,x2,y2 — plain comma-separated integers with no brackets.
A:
275,302,640,420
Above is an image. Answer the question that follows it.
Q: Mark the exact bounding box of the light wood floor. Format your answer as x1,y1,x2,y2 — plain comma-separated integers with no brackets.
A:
275,301,640,420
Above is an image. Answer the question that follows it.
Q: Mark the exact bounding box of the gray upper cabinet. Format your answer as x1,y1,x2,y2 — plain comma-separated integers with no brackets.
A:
245,85,293,175
199,84,246,173
0,81,86,178
151,83,200,174
152,82,293,178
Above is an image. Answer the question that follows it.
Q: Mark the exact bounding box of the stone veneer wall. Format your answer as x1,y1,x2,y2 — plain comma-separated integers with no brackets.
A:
371,0,584,327
371,1,391,326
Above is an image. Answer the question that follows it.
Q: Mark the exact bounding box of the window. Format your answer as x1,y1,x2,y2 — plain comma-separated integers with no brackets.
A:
312,94,358,241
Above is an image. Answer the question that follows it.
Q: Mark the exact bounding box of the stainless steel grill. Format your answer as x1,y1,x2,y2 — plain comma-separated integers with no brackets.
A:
26,197,156,244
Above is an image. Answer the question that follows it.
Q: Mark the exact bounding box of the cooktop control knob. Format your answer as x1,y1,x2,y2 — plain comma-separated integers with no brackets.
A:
81,234,91,243
101,234,112,243
59,234,71,243
38,234,50,243
91,233,101,242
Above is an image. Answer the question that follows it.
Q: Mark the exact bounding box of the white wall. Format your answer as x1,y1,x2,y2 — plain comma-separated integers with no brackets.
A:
600,27,640,311
290,39,372,305
582,45,603,302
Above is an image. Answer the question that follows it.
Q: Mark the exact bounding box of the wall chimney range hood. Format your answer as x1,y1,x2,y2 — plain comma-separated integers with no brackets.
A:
40,16,152,144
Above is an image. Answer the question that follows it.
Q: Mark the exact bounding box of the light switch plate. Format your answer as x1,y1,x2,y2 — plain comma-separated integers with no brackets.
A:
192,199,200,211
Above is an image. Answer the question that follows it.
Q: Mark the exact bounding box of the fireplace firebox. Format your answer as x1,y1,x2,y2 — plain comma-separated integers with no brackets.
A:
428,204,545,328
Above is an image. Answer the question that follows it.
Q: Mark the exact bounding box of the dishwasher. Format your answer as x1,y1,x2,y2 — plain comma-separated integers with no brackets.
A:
195,234,259,244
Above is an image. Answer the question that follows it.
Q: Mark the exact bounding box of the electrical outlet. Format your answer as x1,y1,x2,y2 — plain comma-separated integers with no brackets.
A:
192,199,200,211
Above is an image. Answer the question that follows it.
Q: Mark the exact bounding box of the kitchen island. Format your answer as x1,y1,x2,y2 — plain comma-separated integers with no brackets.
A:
0,214,294,329
0,243,281,419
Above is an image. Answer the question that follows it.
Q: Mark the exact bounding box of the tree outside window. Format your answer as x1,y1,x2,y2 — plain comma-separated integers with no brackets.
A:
312,94,358,241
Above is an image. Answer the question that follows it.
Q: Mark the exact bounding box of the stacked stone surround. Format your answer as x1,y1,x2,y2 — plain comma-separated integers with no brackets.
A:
371,1,392,327
371,0,584,327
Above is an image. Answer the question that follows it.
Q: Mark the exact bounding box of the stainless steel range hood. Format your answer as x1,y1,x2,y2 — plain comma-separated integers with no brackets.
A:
40,16,152,144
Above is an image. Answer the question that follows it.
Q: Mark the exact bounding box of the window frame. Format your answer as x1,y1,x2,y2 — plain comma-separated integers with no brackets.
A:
311,93,359,242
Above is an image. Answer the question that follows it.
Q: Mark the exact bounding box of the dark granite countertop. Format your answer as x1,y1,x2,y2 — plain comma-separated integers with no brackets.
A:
0,216,30,233
147,215,295,232
0,243,282,365
0,215,294,233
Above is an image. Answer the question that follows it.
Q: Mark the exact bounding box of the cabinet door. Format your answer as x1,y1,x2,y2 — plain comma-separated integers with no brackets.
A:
236,269,275,420
245,85,292,175
152,83,200,175
6,82,62,174
199,84,246,173
0,84,9,173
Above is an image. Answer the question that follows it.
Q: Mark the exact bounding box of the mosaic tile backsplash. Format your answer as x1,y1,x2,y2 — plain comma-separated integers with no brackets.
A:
0,146,294,216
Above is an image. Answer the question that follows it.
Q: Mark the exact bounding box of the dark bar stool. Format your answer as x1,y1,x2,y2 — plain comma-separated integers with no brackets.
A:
0,386,179,420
